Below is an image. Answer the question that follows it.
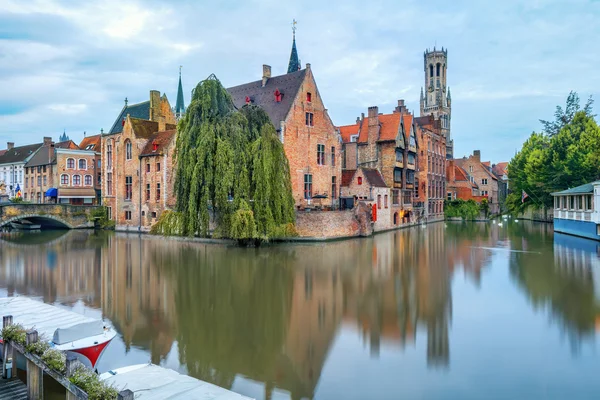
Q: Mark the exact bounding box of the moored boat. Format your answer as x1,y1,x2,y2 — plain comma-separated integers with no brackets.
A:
10,220,42,230
0,297,115,369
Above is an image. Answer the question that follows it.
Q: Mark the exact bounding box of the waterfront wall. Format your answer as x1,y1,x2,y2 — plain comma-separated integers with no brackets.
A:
296,210,362,238
554,218,600,241
517,207,553,223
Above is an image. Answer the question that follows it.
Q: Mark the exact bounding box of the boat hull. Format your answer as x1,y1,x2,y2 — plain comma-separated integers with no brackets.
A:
10,222,41,230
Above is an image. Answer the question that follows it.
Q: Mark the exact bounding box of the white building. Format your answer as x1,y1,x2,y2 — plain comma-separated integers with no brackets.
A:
0,139,47,198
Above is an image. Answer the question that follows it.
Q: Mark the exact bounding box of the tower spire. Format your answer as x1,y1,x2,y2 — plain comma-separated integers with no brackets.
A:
287,19,300,73
175,65,185,120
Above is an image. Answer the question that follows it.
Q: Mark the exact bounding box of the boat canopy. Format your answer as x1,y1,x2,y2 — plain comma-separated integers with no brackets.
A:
53,320,104,345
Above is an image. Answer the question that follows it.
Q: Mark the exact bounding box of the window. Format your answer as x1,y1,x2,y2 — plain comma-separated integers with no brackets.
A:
125,211,132,220
25,177,29,188
79,159,87,170
152,212,157,219
146,163,150,173
107,142,113,169
43,165,46,173
481,178,488,185
37,166,41,173
358,176,363,185
97,173,101,185
482,190,488,196
447,192,452,201
436,63,441,77
125,140,132,160
394,168,402,183
586,195,593,211
24,193,27,200
67,158,75,169
73,175,81,186
307,92,312,102
304,174,312,199
43,176,47,186
97,159,101,168
570,196,575,210
396,150,403,163
84,175,92,186
146,183,150,201
156,162,161,172
408,153,415,165
469,165,473,173
392,189,399,205
414,178,419,197
429,64,433,78
125,176,132,200
331,176,337,199
317,144,325,165
37,193,41,203
384,195,388,208
305,112,314,126
107,207,112,220
37,176,41,186
377,195,382,209
107,173,113,196
331,146,335,166
406,170,415,184
156,183,161,201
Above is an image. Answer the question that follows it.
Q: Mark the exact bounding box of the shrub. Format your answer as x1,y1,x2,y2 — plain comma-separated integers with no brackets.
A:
25,340,50,356
69,366,118,400
41,349,66,374
1,324,26,346
150,210,185,236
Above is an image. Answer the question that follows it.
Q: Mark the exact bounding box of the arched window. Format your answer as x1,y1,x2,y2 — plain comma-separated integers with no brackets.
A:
377,194,382,209
73,175,81,186
67,158,75,169
84,175,92,186
60,174,69,185
429,64,433,78
78,159,87,170
384,195,388,208
436,63,441,77
107,140,113,169
125,140,132,160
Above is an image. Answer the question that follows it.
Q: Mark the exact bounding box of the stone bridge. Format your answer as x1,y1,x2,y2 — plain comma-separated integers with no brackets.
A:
0,204,101,229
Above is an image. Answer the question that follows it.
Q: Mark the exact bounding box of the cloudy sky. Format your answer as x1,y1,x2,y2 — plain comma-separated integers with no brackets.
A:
1,0,598,163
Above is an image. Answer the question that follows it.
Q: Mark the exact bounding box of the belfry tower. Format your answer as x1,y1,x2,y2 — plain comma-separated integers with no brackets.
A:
420,47,452,158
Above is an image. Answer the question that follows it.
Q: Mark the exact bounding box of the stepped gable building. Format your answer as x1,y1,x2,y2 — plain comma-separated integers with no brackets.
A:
449,150,500,213
338,101,420,224
79,134,102,199
0,141,44,198
227,29,341,209
420,47,452,159
415,115,446,219
101,89,177,231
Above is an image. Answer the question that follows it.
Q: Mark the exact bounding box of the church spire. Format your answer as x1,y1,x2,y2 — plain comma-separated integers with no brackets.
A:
175,65,185,120
287,19,301,74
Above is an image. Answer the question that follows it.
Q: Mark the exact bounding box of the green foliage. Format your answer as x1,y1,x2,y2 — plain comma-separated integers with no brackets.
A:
9,197,24,203
1,324,26,345
25,340,50,356
444,199,481,220
480,198,490,217
89,206,115,229
41,348,66,374
509,92,599,214
69,366,118,400
150,210,185,236
172,75,295,241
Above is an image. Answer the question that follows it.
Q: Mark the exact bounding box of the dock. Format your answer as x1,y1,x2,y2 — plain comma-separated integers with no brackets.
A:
0,361,27,400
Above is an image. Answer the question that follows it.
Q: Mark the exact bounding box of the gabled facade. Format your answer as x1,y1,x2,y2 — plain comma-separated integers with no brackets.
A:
0,140,45,198
415,115,446,219
227,64,342,209
451,150,499,213
102,90,177,230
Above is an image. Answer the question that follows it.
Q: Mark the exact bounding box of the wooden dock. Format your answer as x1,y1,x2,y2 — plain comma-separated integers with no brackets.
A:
0,361,27,400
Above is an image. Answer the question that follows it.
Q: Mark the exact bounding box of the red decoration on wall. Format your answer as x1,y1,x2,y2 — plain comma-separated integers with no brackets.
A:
152,142,158,152
357,177,362,185
274,89,282,102
245,96,251,104
372,203,377,222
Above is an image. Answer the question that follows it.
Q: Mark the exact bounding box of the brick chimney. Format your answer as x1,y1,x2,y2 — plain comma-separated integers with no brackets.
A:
368,106,379,126
149,90,161,122
7,142,14,150
395,99,406,113
43,136,52,145
447,159,455,182
262,64,271,87
473,150,481,162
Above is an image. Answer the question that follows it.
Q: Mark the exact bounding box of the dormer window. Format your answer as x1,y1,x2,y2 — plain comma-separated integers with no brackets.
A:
306,92,312,102
152,141,158,152
357,177,363,185
245,96,251,104
274,89,282,102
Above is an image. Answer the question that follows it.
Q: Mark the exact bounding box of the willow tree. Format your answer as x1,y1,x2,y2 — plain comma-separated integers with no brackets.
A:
172,75,295,239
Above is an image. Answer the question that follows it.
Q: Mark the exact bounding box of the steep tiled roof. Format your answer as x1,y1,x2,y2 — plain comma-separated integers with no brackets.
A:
140,130,176,156
492,162,508,177
402,114,413,142
362,168,388,188
378,113,401,141
357,118,369,143
0,150,5,157
55,140,79,149
79,135,101,152
108,101,150,135
341,170,356,187
0,143,43,164
25,145,55,167
227,69,307,129
338,124,359,143
482,161,491,168
130,118,159,139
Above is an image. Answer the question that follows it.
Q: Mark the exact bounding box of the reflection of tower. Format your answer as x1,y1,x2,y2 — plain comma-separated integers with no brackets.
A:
420,47,452,158
427,312,450,367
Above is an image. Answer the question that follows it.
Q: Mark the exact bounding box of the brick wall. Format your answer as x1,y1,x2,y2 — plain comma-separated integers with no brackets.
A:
296,210,360,238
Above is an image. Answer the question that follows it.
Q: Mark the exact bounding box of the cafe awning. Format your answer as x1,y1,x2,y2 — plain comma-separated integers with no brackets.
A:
58,188,97,199
45,187,58,197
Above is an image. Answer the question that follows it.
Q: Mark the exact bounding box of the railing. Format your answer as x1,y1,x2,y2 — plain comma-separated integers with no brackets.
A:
2,315,133,400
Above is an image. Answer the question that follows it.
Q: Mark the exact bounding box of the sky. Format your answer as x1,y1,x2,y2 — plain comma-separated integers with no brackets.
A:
0,0,599,164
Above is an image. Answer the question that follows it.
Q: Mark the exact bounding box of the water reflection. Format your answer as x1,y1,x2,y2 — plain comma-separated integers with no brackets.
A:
0,222,599,399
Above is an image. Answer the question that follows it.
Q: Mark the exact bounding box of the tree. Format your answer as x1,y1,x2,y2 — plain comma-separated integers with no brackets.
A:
170,75,295,240
539,91,594,137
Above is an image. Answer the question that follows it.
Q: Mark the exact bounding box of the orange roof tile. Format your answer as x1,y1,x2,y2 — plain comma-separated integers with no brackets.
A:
357,117,369,143
341,170,356,187
493,162,509,176
140,130,176,156
378,113,401,141
338,124,359,143
482,161,491,168
79,134,101,152
402,114,413,142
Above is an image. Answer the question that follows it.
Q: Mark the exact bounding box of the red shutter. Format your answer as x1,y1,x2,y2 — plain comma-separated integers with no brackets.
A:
372,203,377,222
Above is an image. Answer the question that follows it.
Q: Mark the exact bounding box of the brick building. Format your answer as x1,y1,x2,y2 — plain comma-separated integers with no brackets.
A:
446,160,483,202
79,134,102,200
449,150,499,213
415,115,446,220
339,101,420,224
227,35,341,209
101,90,177,230
0,141,44,198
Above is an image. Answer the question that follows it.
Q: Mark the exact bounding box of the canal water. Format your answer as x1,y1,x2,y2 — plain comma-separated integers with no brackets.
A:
0,221,599,399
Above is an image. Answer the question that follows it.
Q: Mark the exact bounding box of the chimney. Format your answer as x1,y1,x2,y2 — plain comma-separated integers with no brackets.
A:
395,99,406,113
356,116,360,125
473,150,481,162
368,106,379,126
306,63,311,70
262,64,271,87
7,142,14,150
149,90,161,122
43,136,52,145
448,159,455,182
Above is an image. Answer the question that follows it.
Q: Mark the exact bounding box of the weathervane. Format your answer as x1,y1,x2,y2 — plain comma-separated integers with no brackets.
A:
292,19,297,36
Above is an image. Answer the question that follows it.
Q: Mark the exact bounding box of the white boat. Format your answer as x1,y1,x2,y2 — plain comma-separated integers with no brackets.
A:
0,297,115,369
100,364,253,399
10,220,41,230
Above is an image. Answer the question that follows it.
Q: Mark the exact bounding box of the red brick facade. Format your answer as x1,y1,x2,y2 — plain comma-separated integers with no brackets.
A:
451,150,499,213
415,115,446,219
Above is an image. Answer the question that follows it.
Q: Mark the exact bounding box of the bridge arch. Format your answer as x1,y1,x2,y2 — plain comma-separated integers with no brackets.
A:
0,214,73,229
